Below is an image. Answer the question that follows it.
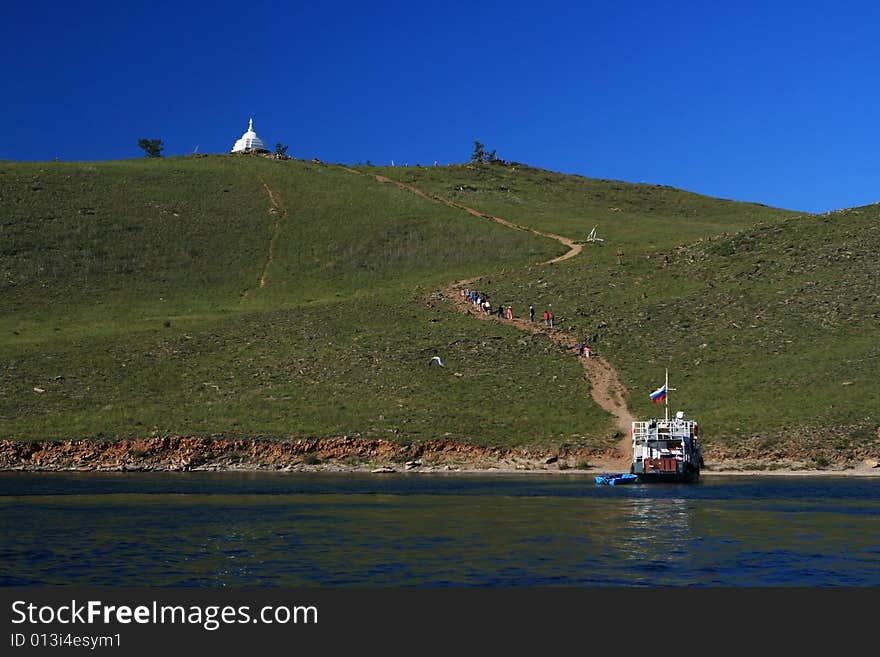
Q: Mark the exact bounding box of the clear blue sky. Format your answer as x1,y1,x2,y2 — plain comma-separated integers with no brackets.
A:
3,0,878,213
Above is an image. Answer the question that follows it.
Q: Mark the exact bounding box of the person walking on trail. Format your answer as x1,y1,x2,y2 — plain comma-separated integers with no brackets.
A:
577,341,585,356
497,304,504,319
506,306,513,320
529,305,535,322
549,312,555,328
543,310,550,326
584,345,591,359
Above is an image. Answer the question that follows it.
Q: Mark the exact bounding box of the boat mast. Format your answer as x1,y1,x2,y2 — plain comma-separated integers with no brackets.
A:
664,368,669,422
663,368,678,422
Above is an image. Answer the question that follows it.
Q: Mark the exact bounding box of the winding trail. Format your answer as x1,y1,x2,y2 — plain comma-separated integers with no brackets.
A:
441,283,634,468
355,168,635,466
258,179,285,288
372,174,583,264
243,178,286,298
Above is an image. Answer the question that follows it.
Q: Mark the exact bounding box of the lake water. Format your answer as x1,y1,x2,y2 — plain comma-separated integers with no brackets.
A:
1,472,879,586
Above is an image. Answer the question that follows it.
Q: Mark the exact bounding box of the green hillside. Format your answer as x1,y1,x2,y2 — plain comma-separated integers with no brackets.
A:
372,162,794,257
407,164,878,456
1,155,875,461
0,156,586,446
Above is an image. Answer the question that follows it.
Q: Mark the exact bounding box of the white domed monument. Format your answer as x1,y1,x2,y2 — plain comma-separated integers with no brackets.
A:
231,117,269,154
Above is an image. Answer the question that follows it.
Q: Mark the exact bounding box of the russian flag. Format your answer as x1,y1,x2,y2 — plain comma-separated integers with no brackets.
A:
649,384,667,403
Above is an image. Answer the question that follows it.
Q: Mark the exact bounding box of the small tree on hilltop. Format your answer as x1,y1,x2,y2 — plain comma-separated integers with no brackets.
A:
471,140,486,163
138,138,164,158
471,140,501,164
275,143,289,158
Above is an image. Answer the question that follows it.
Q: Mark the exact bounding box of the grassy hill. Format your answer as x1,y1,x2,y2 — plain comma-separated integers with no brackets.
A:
1,155,875,463
381,163,877,460
0,156,588,446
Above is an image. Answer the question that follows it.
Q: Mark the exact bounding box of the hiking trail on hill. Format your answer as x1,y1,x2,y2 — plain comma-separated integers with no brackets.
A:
352,168,635,467
440,284,635,469
243,178,286,298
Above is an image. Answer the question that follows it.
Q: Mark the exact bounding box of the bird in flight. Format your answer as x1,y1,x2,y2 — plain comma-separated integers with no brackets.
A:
429,355,445,368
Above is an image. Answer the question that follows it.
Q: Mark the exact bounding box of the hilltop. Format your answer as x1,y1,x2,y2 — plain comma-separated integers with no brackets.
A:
0,155,876,473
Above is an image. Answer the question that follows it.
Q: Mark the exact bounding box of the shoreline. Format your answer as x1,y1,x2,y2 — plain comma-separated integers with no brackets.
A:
1,436,878,478
2,465,879,477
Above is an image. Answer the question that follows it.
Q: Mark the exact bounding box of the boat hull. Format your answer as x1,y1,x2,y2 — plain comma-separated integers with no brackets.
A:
634,470,700,484
632,460,701,483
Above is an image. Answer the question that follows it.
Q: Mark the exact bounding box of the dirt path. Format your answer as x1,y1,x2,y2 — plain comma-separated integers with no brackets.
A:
243,179,286,297
443,282,634,468
354,168,635,467
372,174,583,264
258,179,285,288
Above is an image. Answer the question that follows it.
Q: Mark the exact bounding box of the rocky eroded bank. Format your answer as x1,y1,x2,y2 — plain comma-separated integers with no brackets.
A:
1,434,879,474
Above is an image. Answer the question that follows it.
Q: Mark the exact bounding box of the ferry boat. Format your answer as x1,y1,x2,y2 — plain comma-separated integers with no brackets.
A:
630,370,703,483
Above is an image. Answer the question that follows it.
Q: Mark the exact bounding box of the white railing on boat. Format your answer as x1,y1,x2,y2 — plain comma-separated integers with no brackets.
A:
631,419,699,442
631,419,700,464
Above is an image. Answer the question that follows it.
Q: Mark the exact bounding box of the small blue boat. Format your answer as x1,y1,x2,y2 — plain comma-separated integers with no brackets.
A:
595,473,639,486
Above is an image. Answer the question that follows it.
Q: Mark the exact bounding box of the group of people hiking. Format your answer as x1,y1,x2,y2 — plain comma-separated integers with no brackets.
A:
460,288,595,360
460,289,561,328
462,288,514,319
576,340,592,359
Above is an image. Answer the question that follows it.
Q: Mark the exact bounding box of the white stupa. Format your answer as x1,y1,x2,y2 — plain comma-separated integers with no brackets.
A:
230,117,269,153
